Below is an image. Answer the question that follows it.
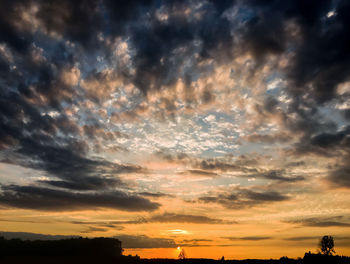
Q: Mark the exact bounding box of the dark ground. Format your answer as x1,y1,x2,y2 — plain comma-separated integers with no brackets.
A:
2,255,350,264
1,237,349,264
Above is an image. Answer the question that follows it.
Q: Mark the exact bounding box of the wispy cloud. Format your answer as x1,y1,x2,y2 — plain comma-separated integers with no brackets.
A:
0,185,160,211
286,216,350,227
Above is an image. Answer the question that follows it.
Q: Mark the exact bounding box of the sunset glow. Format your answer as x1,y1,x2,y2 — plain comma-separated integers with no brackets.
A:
1,0,350,260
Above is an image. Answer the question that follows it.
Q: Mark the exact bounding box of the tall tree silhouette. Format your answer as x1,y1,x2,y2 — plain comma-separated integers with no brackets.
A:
319,235,335,255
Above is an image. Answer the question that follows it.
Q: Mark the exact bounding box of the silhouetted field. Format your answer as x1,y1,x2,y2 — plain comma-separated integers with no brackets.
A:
1,237,349,264
141,254,350,264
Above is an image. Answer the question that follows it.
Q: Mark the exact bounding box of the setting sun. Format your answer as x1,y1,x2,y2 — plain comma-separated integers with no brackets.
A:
169,229,188,235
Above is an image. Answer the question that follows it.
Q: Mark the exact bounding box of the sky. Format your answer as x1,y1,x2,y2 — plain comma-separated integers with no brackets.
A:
0,0,350,260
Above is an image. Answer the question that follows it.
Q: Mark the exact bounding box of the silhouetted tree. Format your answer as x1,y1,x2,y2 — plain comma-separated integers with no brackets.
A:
319,235,335,255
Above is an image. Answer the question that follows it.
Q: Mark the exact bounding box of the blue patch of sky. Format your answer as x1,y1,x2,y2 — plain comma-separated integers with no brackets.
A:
195,114,211,132
32,33,69,61
237,141,273,157
318,105,346,130
201,148,230,158
265,72,285,92
236,7,256,23
265,72,281,84
224,6,256,29
217,111,240,123
110,94,144,115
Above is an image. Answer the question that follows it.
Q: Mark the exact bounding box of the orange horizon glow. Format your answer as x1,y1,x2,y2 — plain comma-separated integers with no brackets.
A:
123,245,350,260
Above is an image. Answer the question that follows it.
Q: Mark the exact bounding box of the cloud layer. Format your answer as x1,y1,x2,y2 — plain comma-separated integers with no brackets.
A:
0,0,350,257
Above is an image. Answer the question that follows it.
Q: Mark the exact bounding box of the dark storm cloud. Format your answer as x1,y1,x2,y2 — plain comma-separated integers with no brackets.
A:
0,0,238,208
0,0,33,53
0,0,350,206
123,0,239,95
287,0,350,104
328,165,350,188
195,157,260,174
114,235,176,249
294,126,350,157
245,133,292,144
235,0,350,189
243,190,289,202
239,0,350,103
36,0,103,49
259,170,305,183
198,189,289,209
0,185,160,211
2,0,350,102
0,0,150,183
0,74,78,152
40,178,121,191
199,160,242,172
344,109,350,120
178,169,218,177
293,126,350,187
238,9,286,62
0,50,142,193
286,216,350,227
130,14,194,94
104,0,155,36
3,140,144,191
138,192,174,198
0,6,100,197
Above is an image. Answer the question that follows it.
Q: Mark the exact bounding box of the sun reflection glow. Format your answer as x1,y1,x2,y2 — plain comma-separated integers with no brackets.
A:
169,229,188,235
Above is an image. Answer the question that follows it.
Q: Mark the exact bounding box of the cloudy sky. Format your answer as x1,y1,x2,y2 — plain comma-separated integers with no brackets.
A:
0,0,350,259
